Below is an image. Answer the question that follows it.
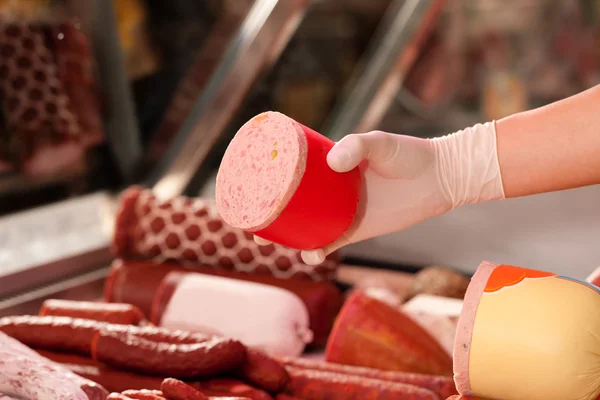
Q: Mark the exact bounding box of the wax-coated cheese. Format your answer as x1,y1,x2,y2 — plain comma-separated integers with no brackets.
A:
454,261,600,400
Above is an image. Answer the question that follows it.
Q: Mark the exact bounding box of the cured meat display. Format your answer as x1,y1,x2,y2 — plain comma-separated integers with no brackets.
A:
454,262,600,400
113,186,339,281
215,111,362,250
50,20,104,148
0,20,84,176
104,260,344,347
0,295,465,399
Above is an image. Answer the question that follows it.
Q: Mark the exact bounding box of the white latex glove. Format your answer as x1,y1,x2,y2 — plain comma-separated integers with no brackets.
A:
256,122,505,265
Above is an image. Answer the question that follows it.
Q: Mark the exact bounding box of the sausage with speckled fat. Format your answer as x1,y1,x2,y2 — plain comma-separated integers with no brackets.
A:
0,351,91,400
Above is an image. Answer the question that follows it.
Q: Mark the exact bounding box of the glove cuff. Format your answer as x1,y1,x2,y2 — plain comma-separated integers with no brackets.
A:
432,121,506,208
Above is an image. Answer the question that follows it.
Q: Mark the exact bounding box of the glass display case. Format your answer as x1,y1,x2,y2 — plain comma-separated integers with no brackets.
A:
1,0,599,316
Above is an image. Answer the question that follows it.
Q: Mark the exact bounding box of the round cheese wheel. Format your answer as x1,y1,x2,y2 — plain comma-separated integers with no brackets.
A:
454,261,600,400
216,111,362,250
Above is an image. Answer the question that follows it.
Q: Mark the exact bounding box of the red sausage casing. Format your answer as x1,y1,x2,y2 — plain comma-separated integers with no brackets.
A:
40,299,146,326
104,259,343,347
216,111,362,250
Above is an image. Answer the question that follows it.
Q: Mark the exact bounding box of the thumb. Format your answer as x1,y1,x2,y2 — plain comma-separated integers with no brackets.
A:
327,131,396,173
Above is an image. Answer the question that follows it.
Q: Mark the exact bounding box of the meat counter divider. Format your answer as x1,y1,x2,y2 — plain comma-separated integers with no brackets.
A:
147,0,311,200
323,0,446,141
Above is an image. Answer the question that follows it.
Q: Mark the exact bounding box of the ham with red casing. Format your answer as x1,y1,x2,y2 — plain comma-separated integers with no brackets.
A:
216,111,362,251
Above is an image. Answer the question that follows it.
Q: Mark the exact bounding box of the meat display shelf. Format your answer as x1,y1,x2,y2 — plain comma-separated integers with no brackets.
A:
0,266,108,318
0,191,116,300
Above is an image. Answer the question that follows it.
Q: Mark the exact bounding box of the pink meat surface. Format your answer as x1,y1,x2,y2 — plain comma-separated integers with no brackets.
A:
216,111,307,231
0,331,107,399
452,261,497,396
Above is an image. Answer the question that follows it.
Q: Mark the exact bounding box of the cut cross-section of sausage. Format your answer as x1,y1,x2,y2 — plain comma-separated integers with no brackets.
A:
216,111,362,250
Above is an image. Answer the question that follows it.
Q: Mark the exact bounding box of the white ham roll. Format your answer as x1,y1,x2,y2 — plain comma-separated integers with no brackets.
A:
454,261,600,400
157,273,313,357
402,294,462,356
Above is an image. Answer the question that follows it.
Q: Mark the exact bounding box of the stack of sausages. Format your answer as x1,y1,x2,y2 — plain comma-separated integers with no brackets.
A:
0,300,462,399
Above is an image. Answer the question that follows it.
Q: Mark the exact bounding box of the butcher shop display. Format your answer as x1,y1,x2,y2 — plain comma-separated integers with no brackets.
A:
0,305,457,399
454,262,600,400
215,111,362,251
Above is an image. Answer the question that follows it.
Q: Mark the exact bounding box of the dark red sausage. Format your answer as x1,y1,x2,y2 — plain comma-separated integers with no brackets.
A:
120,390,166,400
193,379,272,400
40,299,146,325
0,316,211,356
274,395,300,400
0,315,100,355
91,329,246,378
280,357,457,398
285,367,439,400
161,378,209,400
237,349,289,393
104,324,212,345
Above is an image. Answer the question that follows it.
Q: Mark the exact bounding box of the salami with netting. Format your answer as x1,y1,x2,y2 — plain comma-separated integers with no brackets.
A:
113,186,339,281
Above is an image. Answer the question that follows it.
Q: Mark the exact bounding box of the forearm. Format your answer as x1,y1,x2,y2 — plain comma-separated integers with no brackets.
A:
496,85,600,198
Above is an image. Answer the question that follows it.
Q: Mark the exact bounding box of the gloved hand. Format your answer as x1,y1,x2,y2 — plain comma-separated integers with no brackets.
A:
256,122,506,265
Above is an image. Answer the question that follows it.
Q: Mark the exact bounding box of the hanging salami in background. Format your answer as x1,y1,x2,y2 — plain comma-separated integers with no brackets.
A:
0,1,104,179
